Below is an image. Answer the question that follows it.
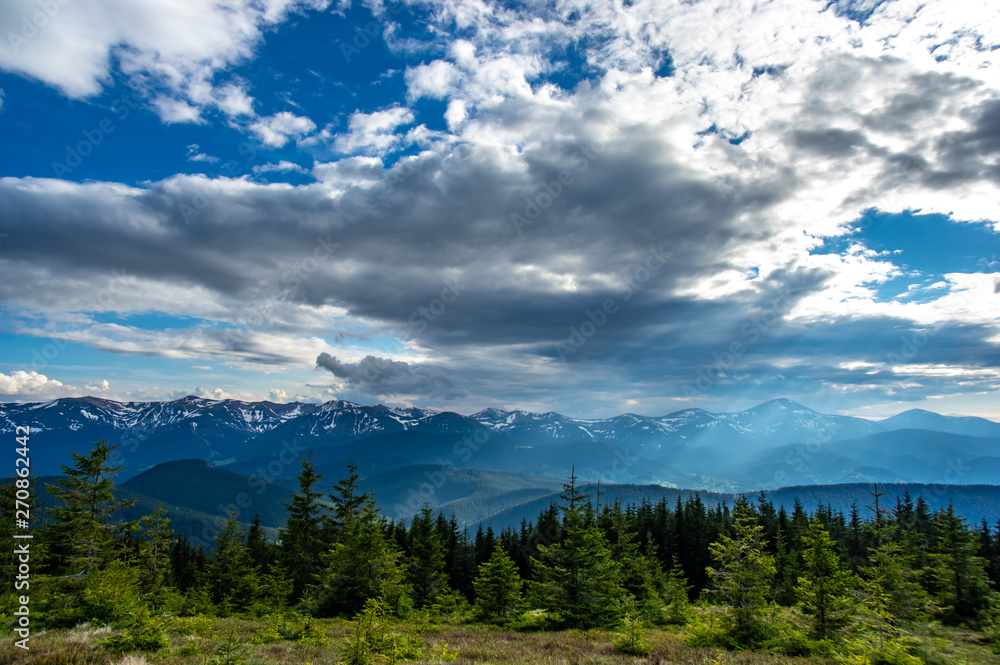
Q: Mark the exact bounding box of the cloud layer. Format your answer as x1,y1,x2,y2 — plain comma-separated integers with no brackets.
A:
1,0,999,417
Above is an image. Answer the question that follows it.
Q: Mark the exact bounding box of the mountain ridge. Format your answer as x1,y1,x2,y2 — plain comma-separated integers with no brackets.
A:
3,396,998,489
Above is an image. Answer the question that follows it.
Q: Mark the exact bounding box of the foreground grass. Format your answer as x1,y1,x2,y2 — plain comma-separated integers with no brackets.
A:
0,616,995,665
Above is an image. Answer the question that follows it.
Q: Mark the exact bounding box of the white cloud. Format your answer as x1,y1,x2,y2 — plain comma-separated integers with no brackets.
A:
250,111,317,148
252,160,307,174
152,97,203,124
444,99,467,129
194,386,233,400
84,378,111,394
213,82,254,117
268,388,287,402
2,0,1000,414
0,0,331,121
333,107,415,155
0,370,67,397
186,144,219,163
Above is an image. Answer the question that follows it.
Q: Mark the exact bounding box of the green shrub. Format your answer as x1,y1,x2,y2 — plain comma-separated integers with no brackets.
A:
843,635,922,665
339,597,424,665
175,641,200,656
428,640,459,662
208,631,247,665
294,616,330,646
504,608,553,632
99,611,170,654
612,612,653,656
169,614,214,636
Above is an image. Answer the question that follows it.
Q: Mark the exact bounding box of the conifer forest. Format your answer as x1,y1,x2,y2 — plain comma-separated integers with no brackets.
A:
2,440,999,664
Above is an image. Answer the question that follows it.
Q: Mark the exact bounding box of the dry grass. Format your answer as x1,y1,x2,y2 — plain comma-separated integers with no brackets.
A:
0,617,995,665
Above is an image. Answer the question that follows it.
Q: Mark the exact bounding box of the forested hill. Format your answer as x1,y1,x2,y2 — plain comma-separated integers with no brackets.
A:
12,458,999,548
5,440,999,664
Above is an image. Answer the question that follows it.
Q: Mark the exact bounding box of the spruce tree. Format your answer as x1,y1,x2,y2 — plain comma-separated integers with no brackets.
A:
280,455,328,602
43,439,134,576
407,505,453,609
309,472,410,617
169,535,205,593
473,541,525,623
857,542,923,664
131,505,174,598
662,555,694,625
706,497,776,647
205,513,263,614
529,470,625,628
606,503,668,623
794,516,855,642
929,504,993,624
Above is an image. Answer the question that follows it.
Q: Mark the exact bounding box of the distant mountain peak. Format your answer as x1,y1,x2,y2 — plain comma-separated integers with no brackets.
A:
744,397,814,412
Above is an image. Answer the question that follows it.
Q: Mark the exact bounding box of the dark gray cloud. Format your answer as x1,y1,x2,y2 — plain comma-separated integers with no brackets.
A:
2,24,999,416
316,352,466,399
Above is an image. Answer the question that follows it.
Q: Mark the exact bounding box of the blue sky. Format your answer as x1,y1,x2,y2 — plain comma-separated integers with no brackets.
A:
1,0,999,419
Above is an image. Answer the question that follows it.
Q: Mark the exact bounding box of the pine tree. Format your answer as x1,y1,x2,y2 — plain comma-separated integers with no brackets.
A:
309,474,410,617
43,439,134,576
330,460,364,532
662,555,694,625
205,513,262,614
856,541,923,665
773,521,801,606
928,504,993,624
473,541,525,623
280,455,328,602
131,505,174,598
706,497,776,647
407,505,453,609
605,503,667,623
794,517,855,642
169,535,205,593
529,470,625,628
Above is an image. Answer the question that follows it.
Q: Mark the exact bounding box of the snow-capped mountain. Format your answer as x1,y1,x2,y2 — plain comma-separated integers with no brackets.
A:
2,396,997,483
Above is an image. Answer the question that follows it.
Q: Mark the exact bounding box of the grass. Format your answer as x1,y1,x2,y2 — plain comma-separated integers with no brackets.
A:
0,616,995,665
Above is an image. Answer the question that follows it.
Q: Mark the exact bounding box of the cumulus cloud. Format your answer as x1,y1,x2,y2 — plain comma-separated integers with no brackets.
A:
250,112,317,147
252,160,307,175
1,0,999,414
0,370,68,397
0,370,113,401
333,107,415,155
186,144,219,163
193,386,233,400
316,353,466,399
0,0,329,120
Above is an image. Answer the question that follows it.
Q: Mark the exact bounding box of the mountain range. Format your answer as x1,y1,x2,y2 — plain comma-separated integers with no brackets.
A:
4,395,998,485
3,396,998,544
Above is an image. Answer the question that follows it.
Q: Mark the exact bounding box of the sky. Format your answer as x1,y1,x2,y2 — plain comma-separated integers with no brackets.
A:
0,0,999,420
